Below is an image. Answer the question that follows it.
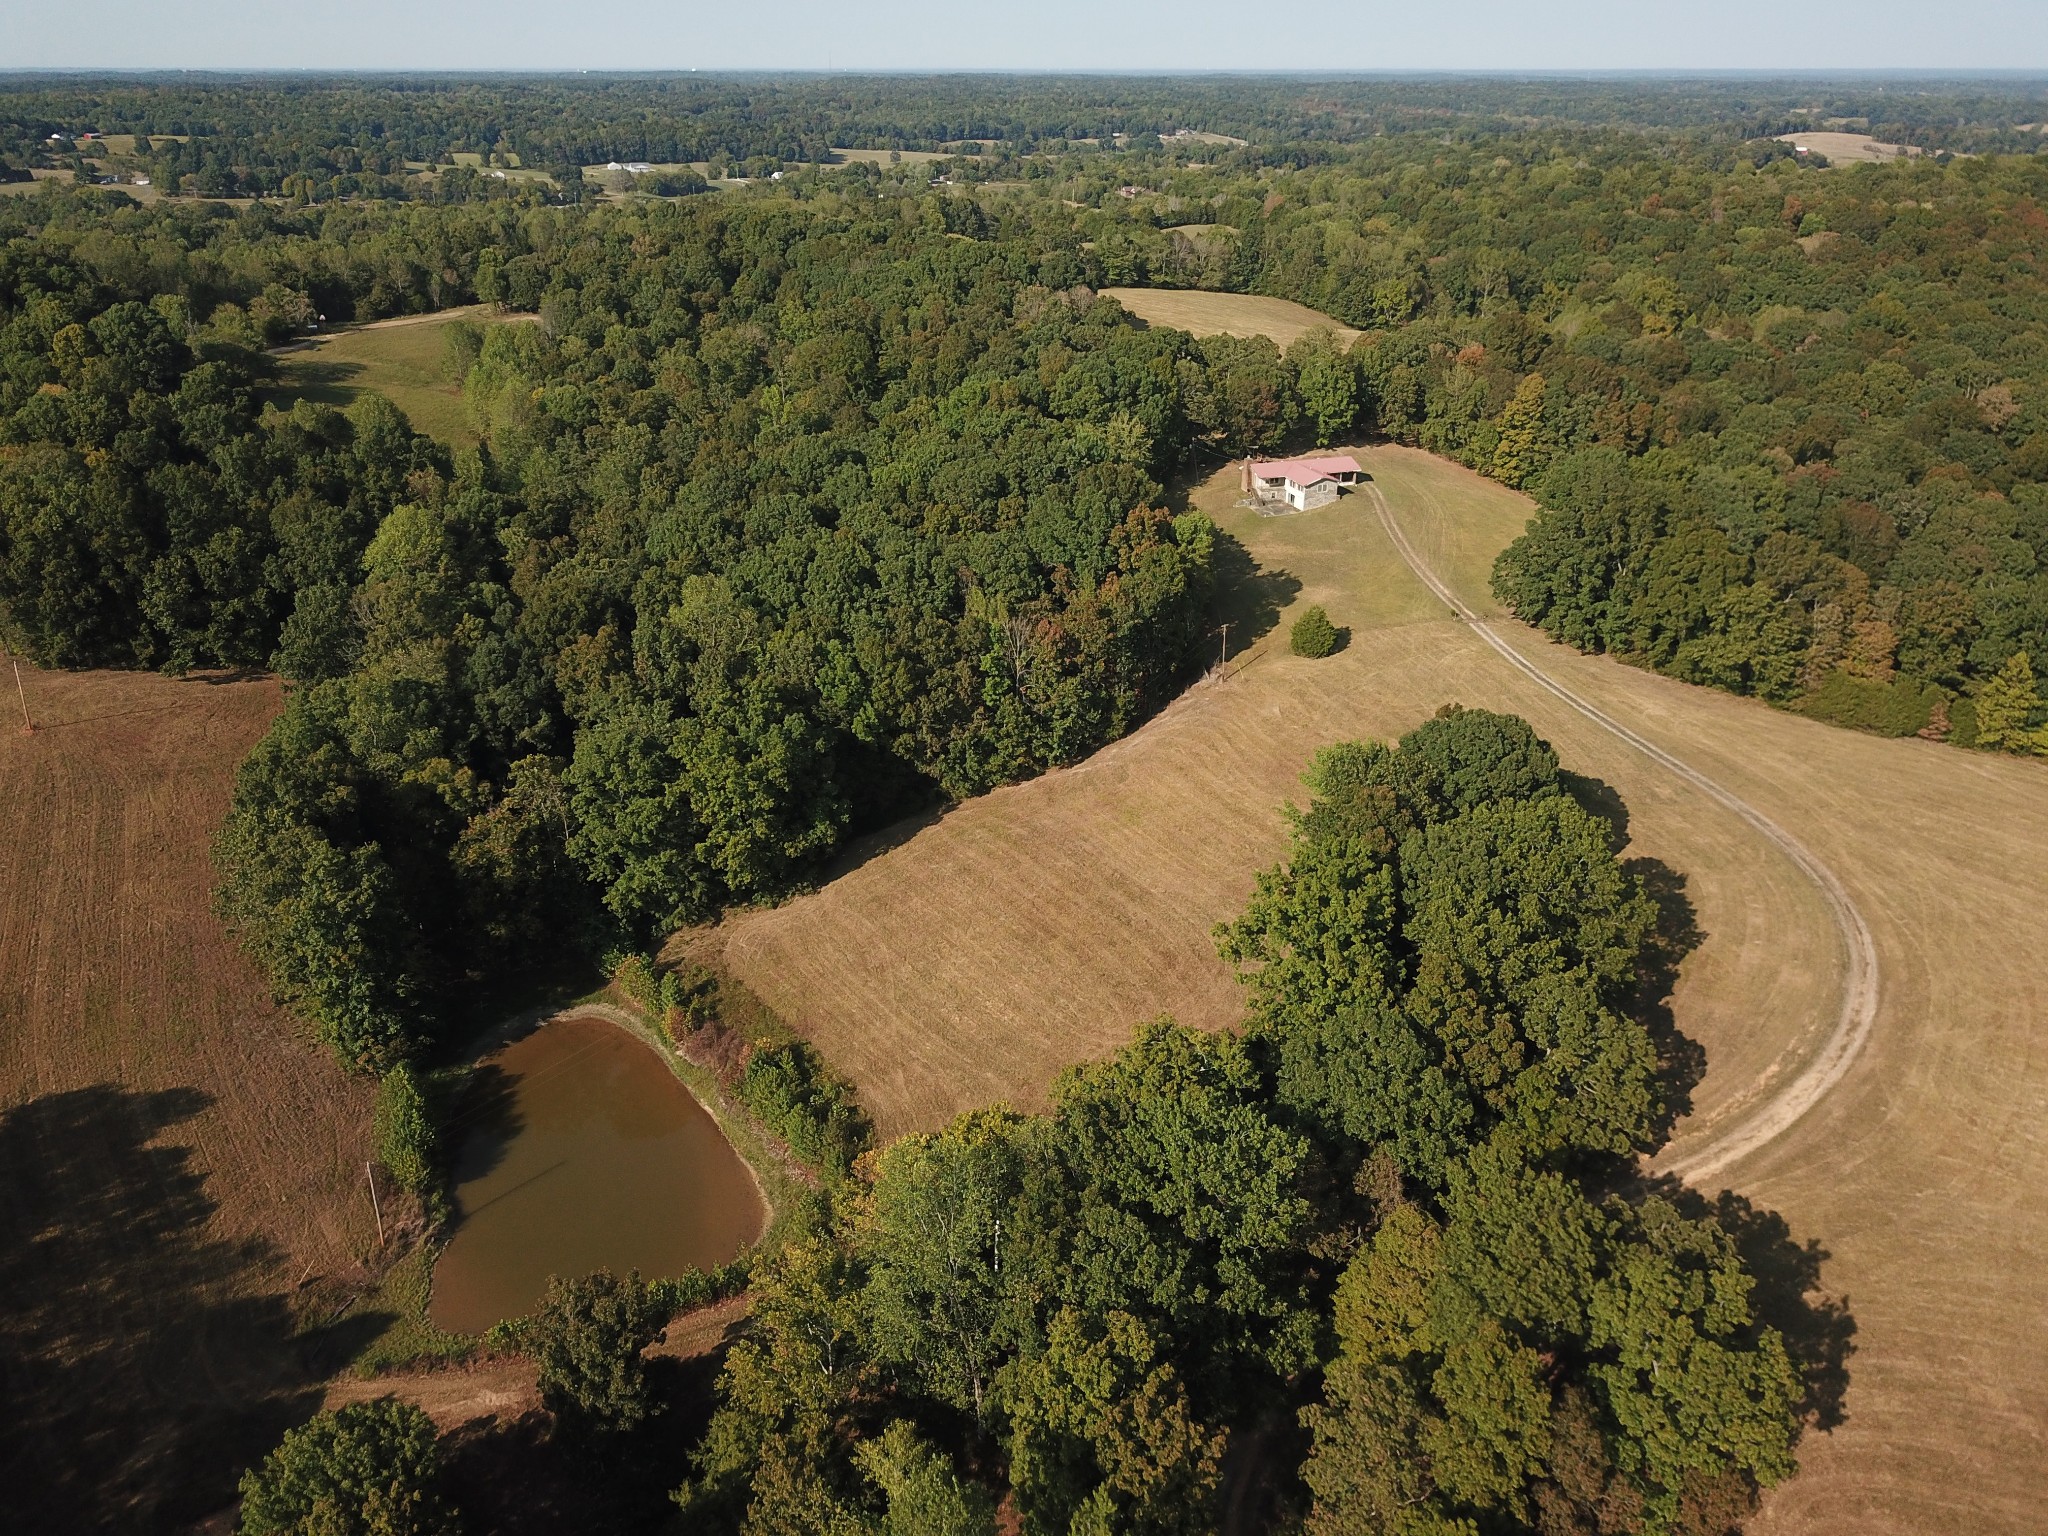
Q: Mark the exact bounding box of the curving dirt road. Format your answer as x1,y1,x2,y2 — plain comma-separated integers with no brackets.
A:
1365,482,1882,1184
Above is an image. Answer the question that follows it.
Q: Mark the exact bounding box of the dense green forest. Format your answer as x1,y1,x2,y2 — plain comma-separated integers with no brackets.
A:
7,78,2048,1070
210,200,1220,1069
6,76,2048,1067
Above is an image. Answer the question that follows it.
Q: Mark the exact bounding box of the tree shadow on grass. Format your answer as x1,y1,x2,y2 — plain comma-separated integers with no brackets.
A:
0,1085,385,1534
1623,854,1710,1144
1560,768,1631,853
262,357,366,412
1209,528,1301,654
809,796,953,886
1563,766,1855,1443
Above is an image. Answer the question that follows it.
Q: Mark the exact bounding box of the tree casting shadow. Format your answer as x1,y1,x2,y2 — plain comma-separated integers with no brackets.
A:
1563,769,1709,1141
0,1085,384,1534
1643,1177,1857,1438
1562,768,1854,1441
438,1351,725,1534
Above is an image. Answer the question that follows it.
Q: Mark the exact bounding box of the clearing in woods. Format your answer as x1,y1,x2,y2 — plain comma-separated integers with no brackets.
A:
267,305,530,447
1772,131,1930,164
1102,286,1361,350
716,297,2048,1536
0,667,381,1533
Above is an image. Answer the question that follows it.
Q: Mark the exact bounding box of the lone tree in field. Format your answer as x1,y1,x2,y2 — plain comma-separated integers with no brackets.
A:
1291,605,1339,658
238,1397,457,1536
529,1268,668,1435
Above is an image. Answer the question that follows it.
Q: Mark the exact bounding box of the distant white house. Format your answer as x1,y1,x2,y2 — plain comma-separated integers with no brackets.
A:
605,161,654,174
1244,454,1364,511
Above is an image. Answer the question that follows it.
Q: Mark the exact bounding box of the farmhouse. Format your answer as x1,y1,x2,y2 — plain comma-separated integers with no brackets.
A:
1243,454,1364,510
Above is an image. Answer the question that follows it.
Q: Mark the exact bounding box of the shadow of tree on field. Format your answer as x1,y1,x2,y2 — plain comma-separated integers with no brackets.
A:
1712,1191,1857,1433
811,798,954,886
264,357,366,411
1209,528,1301,654
1560,768,1631,853
0,1085,381,1534
1623,855,1710,1146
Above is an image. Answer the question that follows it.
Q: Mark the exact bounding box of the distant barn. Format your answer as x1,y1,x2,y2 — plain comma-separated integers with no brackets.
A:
1243,454,1363,510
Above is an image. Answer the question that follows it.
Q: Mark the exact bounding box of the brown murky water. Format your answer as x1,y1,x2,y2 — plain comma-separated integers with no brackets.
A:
429,1013,765,1334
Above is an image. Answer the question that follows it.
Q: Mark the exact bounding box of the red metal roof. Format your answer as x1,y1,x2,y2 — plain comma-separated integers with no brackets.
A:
1249,455,1362,483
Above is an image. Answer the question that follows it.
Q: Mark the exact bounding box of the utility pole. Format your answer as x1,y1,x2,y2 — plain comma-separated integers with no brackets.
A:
366,1161,385,1247
1217,623,1230,676
7,648,30,734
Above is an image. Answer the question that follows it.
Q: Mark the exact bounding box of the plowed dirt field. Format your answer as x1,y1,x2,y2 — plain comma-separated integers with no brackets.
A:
0,667,378,1533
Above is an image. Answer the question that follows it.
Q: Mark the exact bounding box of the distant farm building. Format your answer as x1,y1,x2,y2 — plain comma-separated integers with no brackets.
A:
1244,455,1363,511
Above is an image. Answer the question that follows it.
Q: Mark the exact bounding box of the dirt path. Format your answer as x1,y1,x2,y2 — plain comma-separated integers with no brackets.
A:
1365,482,1882,1183
323,1297,748,1430
724,440,2048,1534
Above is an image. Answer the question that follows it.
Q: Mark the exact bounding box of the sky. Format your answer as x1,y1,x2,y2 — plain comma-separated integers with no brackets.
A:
3,0,2046,73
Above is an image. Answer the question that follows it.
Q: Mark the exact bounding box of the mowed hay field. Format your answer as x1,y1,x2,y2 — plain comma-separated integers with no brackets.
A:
719,296,2048,1533
268,305,528,447
1773,131,1929,164
1102,286,1361,350
0,668,379,1532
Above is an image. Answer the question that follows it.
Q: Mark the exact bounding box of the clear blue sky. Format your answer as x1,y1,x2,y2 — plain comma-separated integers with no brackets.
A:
3,0,2045,72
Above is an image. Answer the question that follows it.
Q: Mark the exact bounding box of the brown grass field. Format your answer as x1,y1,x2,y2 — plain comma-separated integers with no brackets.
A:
0,667,380,1532
1773,131,1929,164
1102,287,1361,350
718,296,2048,1532
827,147,956,168
268,306,530,448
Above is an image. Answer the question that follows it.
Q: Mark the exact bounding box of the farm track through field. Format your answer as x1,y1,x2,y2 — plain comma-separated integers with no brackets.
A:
1365,481,1882,1183
754,284,2048,1533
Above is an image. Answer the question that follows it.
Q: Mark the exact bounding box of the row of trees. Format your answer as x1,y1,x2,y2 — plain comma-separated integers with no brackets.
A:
10,73,2042,194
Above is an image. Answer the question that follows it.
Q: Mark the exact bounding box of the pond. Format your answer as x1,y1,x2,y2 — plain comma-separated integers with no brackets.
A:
429,1011,766,1335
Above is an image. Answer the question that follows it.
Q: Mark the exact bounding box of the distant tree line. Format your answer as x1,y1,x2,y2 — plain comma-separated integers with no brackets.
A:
5,72,2044,199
